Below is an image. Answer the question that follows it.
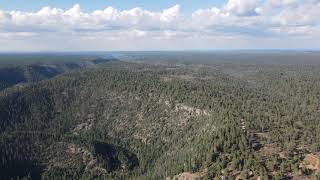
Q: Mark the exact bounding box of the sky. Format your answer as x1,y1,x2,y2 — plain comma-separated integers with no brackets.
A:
0,0,225,14
0,0,319,51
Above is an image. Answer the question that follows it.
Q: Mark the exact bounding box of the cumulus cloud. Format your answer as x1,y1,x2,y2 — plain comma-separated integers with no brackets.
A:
0,10,7,24
0,1,319,50
192,8,263,28
225,0,261,16
265,0,299,8
192,0,320,37
272,2,320,26
2,4,183,33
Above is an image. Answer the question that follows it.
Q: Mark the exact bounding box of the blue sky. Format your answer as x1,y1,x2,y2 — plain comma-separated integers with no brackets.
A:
0,0,225,14
0,0,319,51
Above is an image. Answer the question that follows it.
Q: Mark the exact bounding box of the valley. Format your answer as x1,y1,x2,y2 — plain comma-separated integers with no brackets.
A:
0,52,320,180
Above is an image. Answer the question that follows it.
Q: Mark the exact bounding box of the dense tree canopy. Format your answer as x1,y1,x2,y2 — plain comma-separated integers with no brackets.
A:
0,54,320,179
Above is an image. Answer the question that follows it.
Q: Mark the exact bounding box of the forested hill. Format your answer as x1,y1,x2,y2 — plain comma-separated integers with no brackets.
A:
0,54,117,91
0,59,320,179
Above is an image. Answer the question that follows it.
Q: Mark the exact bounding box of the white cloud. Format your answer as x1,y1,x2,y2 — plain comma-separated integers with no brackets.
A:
191,7,222,26
0,31,34,38
265,0,299,8
225,0,261,16
0,1,319,51
0,10,6,22
192,7,263,28
2,4,183,33
64,4,82,17
192,0,320,37
270,26,319,35
272,2,320,26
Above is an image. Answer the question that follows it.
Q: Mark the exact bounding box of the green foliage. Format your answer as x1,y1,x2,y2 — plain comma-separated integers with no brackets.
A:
1,57,320,179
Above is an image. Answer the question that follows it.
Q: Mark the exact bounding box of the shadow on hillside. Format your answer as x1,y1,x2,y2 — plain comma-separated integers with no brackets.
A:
0,159,43,180
94,142,139,172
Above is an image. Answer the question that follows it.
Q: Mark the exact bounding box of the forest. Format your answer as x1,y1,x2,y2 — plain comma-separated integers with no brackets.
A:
0,51,320,180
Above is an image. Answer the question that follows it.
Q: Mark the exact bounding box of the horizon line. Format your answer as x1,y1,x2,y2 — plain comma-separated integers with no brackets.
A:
0,49,320,54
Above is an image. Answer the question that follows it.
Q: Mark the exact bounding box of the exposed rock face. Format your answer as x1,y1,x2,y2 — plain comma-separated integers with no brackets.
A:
175,104,209,116
167,172,201,180
300,154,320,173
71,114,94,136
66,143,107,174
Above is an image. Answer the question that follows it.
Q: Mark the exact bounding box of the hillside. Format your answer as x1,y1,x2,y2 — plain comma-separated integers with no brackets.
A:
0,54,117,91
0,58,320,180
